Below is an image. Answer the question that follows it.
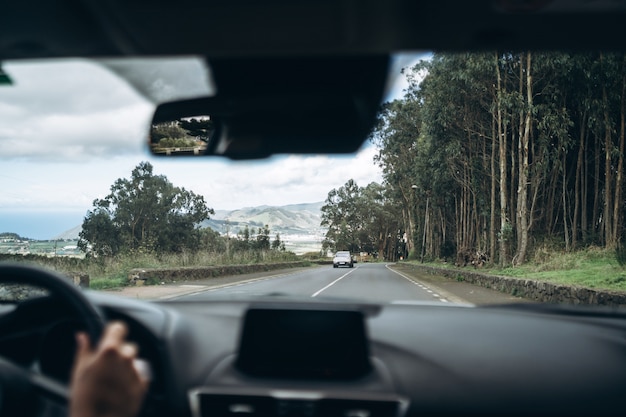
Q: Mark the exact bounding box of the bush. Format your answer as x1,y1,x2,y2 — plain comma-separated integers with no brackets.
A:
616,243,626,268
301,251,327,260
440,241,455,260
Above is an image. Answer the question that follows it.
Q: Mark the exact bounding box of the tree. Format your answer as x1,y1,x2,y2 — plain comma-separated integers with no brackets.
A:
178,118,214,142
79,162,213,256
151,121,188,143
319,52,626,266
233,225,251,252
321,179,363,254
321,180,405,260
371,51,626,265
78,210,120,257
198,227,226,253
272,233,285,251
370,98,422,255
255,224,271,251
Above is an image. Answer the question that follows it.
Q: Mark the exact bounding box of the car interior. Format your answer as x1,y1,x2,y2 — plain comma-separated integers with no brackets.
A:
1,1,626,416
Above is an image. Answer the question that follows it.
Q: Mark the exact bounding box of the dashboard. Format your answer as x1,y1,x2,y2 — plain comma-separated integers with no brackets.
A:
70,292,626,416
2,289,626,416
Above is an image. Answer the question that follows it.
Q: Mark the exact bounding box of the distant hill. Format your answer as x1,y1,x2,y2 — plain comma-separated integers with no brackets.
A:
51,201,326,253
0,232,29,241
207,201,324,236
202,202,326,253
52,225,82,241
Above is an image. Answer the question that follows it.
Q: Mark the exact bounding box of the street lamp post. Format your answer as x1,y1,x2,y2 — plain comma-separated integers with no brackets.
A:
411,185,418,258
421,195,429,263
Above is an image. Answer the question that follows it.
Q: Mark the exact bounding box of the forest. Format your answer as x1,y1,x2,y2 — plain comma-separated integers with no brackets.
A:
322,52,626,266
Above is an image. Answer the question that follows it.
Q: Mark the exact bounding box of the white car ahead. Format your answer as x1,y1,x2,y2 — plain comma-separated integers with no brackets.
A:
333,251,354,268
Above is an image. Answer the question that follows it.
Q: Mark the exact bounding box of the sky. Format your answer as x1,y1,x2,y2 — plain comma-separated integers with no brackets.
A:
0,54,428,239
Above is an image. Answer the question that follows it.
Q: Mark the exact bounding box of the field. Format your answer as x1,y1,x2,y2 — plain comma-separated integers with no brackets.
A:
282,234,323,255
0,239,82,257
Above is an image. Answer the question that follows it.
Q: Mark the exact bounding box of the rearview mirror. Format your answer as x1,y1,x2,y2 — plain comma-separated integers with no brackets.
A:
148,55,390,159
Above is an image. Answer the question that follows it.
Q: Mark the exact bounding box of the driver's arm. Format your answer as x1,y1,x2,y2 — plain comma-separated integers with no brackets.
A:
69,322,149,417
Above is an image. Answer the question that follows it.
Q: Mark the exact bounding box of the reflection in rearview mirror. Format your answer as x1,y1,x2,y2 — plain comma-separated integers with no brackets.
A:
151,116,214,156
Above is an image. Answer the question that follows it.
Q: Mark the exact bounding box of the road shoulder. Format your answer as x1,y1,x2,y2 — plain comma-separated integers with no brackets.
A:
101,266,318,300
390,263,533,305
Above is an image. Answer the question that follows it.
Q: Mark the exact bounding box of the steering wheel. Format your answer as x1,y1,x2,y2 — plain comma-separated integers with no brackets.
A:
0,263,105,416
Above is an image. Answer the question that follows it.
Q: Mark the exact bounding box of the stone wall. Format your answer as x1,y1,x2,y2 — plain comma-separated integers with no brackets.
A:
128,261,312,285
65,272,90,288
0,284,48,301
0,271,89,301
412,265,626,308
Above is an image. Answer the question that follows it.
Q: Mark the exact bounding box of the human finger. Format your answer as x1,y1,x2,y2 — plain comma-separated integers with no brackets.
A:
74,331,92,359
120,341,139,358
133,358,152,383
99,321,129,349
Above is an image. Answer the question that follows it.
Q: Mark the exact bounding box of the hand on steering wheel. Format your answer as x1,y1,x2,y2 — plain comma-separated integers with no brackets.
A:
70,321,149,417
0,263,147,417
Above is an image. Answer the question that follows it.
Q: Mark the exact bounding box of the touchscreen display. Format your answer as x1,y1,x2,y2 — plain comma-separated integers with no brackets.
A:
236,308,371,379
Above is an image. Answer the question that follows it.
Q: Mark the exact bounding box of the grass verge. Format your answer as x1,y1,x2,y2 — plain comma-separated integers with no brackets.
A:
417,246,626,292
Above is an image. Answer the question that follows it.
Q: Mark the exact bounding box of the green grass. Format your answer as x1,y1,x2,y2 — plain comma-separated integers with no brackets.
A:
89,275,128,290
415,246,626,292
492,247,626,291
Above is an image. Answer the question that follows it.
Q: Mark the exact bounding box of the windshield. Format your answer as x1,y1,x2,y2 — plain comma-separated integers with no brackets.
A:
1,52,625,307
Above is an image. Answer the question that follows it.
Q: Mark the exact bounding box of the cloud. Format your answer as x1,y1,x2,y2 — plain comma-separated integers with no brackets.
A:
149,146,383,210
0,144,383,214
0,59,154,161
0,157,142,211
0,58,388,214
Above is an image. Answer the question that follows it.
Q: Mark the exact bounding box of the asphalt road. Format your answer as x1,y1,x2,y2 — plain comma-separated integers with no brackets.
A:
176,263,457,304
108,263,532,305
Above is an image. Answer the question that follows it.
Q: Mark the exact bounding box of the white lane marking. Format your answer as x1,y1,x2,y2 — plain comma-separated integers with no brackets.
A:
391,299,466,306
385,264,473,305
165,269,315,300
311,267,358,297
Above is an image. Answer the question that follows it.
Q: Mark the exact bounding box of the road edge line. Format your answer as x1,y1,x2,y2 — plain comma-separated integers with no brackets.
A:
385,264,474,306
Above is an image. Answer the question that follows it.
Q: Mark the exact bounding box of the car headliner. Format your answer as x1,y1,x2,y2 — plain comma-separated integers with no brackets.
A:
2,1,625,61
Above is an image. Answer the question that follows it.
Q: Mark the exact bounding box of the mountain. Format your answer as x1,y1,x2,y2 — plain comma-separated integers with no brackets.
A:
203,202,325,253
52,225,82,241
207,201,324,235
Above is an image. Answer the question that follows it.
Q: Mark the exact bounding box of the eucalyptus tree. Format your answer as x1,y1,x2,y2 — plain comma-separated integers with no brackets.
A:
598,53,626,248
79,161,213,256
413,53,495,258
368,51,626,266
359,182,405,260
370,98,421,253
321,180,405,259
254,224,271,251
321,179,364,254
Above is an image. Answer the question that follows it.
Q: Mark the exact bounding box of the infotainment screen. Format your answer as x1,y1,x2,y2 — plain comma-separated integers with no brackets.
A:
236,308,371,380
